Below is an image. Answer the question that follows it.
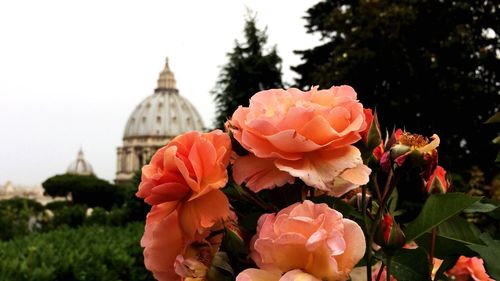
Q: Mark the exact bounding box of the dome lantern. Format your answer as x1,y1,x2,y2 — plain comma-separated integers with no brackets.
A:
156,57,177,92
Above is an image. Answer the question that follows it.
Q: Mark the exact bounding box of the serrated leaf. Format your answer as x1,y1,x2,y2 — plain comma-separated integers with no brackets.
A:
467,233,500,280
389,248,431,281
405,193,481,242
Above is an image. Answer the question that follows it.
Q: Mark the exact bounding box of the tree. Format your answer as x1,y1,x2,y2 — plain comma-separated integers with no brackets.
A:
293,0,499,173
42,174,126,210
212,13,283,129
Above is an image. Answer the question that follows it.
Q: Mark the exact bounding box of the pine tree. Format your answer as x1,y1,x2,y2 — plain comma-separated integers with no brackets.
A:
293,0,499,172
212,14,283,129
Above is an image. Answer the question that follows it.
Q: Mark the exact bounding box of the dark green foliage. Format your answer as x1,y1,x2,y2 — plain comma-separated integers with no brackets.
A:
0,198,45,240
0,223,154,281
118,183,150,223
44,200,71,211
52,205,86,228
212,14,283,129
42,174,126,210
294,0,499,173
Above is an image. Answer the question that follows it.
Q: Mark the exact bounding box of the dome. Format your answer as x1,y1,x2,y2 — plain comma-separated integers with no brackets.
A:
67,149,94,176
122,58,204,139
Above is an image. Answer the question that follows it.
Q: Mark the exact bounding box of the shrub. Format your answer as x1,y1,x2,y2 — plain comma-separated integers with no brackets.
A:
52,205,86,228
0,223,154,281
0,198,45,240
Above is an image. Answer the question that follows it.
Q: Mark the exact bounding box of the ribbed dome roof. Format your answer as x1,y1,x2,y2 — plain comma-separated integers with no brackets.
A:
67,149,94,176
123,58,204,139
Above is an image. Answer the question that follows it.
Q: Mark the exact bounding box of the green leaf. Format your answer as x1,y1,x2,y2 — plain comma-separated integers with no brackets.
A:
463,201,498,213
405,193,481,242
416,232,476,261
467,233,500,280
389,248,431,281
436,215,483,245
493,135,500,144
485,112,500,124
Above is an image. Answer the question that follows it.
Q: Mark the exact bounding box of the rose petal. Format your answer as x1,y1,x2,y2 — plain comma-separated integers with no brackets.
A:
275,146,364,195
141,208,184,281
232,154,295,192
236,269,281,281
335,219,366,273
328,163,372,197
280,269,321,281
178,190,229,238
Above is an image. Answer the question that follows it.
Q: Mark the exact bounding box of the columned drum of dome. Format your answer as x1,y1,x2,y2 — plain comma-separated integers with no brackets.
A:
67,149,94,176
115,57,204,184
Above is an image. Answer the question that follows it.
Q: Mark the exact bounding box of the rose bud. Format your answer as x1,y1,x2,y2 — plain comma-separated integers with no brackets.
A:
360,109,382,151
375,213,406,252
425,166,449,194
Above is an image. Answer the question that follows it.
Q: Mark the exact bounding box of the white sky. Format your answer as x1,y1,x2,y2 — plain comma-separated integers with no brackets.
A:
0,0,321,186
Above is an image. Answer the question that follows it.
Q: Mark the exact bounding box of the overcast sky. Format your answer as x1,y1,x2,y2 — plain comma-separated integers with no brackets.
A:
0,0,322,185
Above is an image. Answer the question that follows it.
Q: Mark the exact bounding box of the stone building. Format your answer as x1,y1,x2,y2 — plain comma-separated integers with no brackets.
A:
115,57,204,184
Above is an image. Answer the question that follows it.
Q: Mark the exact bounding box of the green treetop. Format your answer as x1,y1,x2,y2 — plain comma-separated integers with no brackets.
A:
212,14,283,129
293,0,499,173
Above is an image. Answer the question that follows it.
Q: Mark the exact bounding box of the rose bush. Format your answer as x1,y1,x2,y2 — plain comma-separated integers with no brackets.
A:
136,85,498,281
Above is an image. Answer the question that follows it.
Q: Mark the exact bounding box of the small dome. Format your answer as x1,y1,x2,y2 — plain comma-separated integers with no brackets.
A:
123,57,204,139
67,149,94,176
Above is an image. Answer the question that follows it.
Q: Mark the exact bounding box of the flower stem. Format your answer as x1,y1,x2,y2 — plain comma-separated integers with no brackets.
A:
430,227,437,264
361,185,372,281
375,263,385,281
386,255,392,281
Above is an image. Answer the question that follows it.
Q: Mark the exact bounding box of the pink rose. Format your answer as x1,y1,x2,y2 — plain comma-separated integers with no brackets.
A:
249,200,365,281
136,130,232,238
229,86,371,196
141,204,229,281
447,256,494,281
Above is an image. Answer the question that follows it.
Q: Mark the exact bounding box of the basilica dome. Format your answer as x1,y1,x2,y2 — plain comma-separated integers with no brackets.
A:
115,57,204,184
123,91,203,139
67,149,94,176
